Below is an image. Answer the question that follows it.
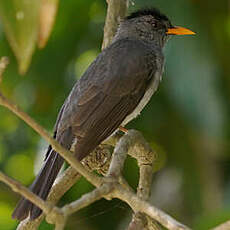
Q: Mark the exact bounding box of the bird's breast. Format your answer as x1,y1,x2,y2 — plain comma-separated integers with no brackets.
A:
122,69,162,126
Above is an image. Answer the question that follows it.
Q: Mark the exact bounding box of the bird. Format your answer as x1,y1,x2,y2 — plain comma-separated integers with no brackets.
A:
12,7,195,221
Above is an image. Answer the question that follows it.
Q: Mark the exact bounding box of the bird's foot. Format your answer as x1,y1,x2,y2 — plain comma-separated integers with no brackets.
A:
119,126,128,133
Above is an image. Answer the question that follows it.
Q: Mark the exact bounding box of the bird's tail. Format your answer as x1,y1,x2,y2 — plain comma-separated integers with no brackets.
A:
12,128,74,221
12,150,64,220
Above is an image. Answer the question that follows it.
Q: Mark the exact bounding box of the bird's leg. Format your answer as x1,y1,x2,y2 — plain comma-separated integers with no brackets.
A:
119,126,128,133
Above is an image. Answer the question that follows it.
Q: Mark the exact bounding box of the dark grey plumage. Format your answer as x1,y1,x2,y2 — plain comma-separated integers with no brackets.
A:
12,8,173,220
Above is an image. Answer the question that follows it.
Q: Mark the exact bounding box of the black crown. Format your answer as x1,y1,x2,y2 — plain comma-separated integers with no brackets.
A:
126,8,169,21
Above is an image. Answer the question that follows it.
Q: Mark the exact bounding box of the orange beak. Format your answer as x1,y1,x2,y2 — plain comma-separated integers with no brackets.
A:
166,26,195,35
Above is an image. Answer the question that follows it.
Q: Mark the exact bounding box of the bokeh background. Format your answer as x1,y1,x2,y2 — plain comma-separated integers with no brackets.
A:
0,0,230,229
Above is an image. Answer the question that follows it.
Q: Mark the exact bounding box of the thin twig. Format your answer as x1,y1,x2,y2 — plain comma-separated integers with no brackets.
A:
0,93,102,188
0,172,52,215
62,183,114,216
16,144,114,230
16,167,80,230
0,171,66,228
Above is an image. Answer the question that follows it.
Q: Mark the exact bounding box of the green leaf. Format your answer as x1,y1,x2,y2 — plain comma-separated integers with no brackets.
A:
0,0,40,74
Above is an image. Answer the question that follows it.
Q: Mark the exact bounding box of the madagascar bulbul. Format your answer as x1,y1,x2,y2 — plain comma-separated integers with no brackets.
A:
12,8,195,220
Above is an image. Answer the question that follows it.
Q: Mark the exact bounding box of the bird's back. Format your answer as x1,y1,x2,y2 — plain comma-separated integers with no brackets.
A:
56,38,162,159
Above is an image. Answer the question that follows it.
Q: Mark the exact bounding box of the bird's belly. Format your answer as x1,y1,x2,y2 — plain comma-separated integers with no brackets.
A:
122,71,161,126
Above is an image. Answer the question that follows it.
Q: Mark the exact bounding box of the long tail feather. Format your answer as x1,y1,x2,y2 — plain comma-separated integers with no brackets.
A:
12,127,74,220
12,150,64,220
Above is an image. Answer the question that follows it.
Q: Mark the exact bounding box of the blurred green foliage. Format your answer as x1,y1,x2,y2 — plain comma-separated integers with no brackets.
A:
0,0,230,229
0,0,39,74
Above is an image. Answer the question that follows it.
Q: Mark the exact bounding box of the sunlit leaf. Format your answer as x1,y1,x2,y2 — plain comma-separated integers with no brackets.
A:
0,0,40,74
38,0,59,48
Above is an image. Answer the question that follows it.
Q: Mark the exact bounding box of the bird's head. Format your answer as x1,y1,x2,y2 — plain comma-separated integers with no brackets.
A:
115,8,195,47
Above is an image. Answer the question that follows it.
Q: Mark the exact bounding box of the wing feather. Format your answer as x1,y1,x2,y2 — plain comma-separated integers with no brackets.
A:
56,38,157,159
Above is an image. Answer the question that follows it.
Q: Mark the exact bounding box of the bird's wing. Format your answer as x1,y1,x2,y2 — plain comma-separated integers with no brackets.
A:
57,39,158,159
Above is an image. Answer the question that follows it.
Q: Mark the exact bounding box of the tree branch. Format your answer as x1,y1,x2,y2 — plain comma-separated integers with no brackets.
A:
114,186,190,230
0,92,102,188
16,145,113,230
102,0,129,49
0,171,66,229
62,183,114,216
127,131,160,230
0,91,192,230
0,172,52,215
